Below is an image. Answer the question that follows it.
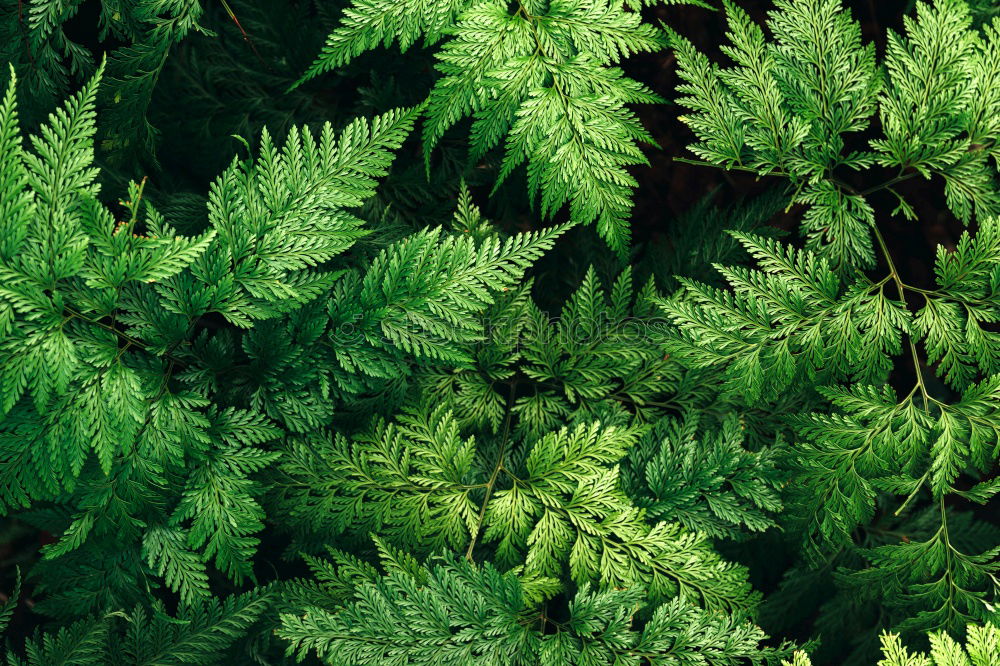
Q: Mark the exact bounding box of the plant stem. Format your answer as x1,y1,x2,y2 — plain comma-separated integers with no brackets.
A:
465,381,516,561
894,470,929,516
64,307,190,370
858,171,918,198
672,156,792,179
870,222,931,410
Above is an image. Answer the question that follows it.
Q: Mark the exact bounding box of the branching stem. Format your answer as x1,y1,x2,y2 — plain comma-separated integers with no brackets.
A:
870,221,931,410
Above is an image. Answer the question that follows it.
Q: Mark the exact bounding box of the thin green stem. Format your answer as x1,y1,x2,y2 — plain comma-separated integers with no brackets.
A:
64,307,192,376
858,171,918,198
898,282,942,297
465,382,516,561
938,495,959,628
870,223,931,410
894,469,929,517
64,308,154,356
672,156,792,179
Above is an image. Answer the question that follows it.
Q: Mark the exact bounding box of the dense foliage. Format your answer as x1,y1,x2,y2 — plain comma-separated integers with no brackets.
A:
0,0,998,664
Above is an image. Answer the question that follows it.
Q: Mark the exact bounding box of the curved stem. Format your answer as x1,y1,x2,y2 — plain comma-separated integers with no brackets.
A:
858,171,918,198
465,381,516,561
